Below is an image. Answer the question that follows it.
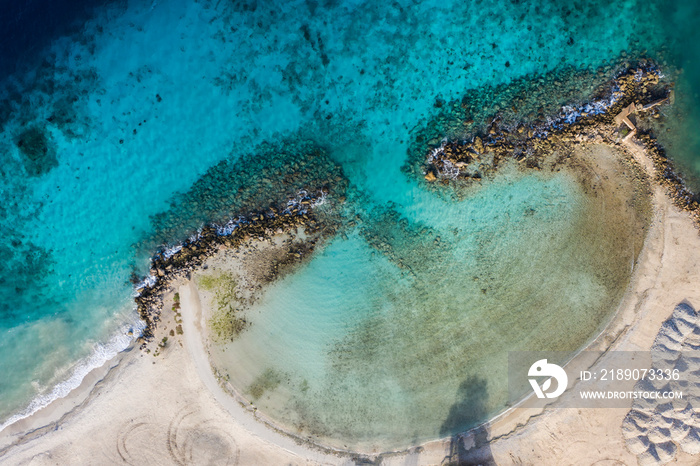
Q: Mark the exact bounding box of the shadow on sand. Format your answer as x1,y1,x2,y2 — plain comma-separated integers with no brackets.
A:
439,376,495,466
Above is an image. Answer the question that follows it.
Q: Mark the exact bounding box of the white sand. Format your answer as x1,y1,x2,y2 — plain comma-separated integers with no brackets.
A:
1,141,700,465
0,277,348,465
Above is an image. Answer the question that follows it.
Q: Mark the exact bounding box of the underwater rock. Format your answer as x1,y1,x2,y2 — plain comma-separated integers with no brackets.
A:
142,140,348,252
15,125,58,176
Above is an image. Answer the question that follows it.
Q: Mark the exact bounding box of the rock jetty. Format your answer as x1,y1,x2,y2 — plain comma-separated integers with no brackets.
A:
418,63,700,227
133,142,349,344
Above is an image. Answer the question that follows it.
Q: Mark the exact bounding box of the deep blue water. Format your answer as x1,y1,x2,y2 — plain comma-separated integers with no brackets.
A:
0,0,698,437
0,0,110,77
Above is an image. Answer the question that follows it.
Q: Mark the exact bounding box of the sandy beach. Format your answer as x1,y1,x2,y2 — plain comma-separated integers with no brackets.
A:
1,133,699,466
3,0,700,462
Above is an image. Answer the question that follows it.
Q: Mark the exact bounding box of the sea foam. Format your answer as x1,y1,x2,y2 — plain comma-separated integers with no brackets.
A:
0,317,145,434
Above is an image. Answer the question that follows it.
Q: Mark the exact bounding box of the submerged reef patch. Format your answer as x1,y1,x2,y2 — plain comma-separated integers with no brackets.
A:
0,150,57,325
0,233,55,325
2,54,98,141
358,202,448,275
247,368,284,400
15,125,57,176
142,139,348,253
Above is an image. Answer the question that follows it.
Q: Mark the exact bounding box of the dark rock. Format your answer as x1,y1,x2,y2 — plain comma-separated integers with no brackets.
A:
15,125,58,176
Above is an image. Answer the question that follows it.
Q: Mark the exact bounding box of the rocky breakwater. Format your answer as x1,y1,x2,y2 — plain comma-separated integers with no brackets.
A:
133,141,349,344
634,131,700,226
416,61,700,228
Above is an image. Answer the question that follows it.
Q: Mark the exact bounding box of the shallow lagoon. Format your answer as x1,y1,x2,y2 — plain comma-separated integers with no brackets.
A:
209,151,649,450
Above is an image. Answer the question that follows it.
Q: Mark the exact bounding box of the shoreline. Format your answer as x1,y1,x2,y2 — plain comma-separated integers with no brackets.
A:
2,65,700,464
177,280,345,463
1,139,698,464
0,340,133,453
0,316,142,440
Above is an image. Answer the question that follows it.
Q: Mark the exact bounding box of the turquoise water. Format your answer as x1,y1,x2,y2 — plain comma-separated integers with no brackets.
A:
207,164,644,450
0,0,696,437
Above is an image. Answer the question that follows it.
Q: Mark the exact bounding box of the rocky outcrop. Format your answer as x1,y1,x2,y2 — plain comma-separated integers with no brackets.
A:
141,140,349,254
132,140,350,343
134,199,336,343
422,64,668,181
635,131,700,226
416,62,700,229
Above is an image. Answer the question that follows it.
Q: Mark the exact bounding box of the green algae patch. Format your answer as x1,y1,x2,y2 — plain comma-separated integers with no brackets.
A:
209,309,248,342
197,272,249,341
247,368,283,400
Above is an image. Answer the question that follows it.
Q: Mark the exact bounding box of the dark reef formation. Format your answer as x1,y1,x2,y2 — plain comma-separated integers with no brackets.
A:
133,142,348,342
15,125,58,176
412,64,668,179
140,139,348,254
408,61,700,227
